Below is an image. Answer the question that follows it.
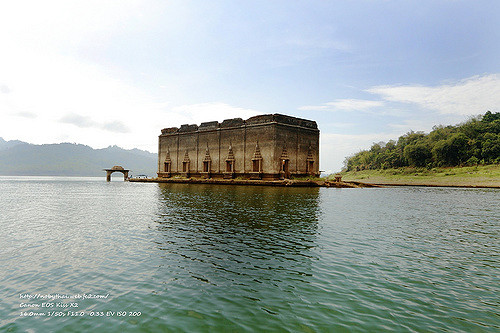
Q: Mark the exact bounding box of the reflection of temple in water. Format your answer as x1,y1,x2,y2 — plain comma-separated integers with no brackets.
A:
152,184,321,287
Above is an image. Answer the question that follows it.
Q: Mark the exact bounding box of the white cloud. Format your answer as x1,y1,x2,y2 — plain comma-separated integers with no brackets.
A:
285,37,351,52
0,0,166,151
298,74,500,171
323,122,356,129
60,114,99,129
0,45,164,149
367,74,500,115
101,121,131,134
387,119,435,133
14,112,37,119
60,113,130,133
170,103,261,125
299,99,384,111
0,33,262,152
0,1,145,49
0,1,262,150
0,85,10,94
320,132,401,173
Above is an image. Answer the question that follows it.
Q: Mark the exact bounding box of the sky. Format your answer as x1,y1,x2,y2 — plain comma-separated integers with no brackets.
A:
1,0,499,173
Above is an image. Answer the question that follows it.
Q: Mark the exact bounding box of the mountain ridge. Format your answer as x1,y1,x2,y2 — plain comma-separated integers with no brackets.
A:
0,138,157,176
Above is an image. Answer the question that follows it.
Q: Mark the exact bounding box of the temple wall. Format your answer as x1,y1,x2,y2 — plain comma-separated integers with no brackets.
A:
158,114,319,179
244,123,276,174
197,129,220,173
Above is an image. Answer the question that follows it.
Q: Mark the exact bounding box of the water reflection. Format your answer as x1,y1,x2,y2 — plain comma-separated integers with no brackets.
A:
1,178,498,332
152,184,321,289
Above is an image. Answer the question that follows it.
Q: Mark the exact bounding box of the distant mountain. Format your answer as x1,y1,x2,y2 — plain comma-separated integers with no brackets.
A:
0,138,157,176
0,137,28,151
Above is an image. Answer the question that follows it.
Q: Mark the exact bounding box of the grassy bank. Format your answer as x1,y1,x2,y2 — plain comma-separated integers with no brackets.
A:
338,164,500,187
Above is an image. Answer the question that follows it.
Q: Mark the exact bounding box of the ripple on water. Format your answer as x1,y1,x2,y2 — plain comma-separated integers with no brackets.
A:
0,179,498,332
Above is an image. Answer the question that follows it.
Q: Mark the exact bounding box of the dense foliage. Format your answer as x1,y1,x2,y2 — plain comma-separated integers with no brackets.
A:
345,111,500,171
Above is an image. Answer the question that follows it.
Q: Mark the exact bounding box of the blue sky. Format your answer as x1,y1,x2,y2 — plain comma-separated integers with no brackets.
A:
1,0,499,172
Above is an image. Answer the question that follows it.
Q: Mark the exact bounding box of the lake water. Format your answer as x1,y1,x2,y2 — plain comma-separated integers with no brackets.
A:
0,176,498,332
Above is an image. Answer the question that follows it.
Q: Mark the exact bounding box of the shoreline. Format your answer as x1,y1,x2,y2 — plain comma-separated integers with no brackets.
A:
130,177,500,188
129,177,499,188
339,165,500,189
354,182,500,189
129,177,500,188
129,177,380,188
130,177,321,187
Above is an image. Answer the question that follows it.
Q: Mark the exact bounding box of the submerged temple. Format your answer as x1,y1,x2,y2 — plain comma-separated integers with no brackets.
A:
157,114,319,180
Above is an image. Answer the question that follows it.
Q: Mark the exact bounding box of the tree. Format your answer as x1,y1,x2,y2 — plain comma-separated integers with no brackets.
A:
482,133,500,163
403,143,432,167
343,111,498,170
432,133,470,166
482,111,500,123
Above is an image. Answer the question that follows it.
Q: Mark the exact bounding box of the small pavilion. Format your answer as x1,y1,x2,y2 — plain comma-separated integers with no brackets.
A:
104,166,130,181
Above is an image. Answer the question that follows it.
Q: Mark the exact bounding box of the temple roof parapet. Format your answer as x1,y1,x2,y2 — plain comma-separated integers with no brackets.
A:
160,113,318,136
199,121,219,131
179,124,199,132
220,118,244,128
161,127,179,135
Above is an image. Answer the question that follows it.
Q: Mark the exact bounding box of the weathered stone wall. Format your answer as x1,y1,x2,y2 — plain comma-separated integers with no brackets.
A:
158,114,319,179
274,124,320,175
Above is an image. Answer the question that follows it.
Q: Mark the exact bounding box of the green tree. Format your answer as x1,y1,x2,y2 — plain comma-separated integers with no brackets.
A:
482,133,500,163
432,133,471,166
482,111,500,123
343,111,500,171
403,143,432,167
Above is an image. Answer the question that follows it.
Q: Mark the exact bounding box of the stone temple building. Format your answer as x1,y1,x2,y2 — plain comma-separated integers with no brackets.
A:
157,114,319,180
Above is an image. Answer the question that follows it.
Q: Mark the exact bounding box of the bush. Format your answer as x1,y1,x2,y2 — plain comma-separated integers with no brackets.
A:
466,156,479,166
403,143,431,167
345,111,499,170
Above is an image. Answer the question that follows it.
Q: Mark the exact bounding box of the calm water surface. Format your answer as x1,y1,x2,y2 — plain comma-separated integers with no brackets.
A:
0,177,498,332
